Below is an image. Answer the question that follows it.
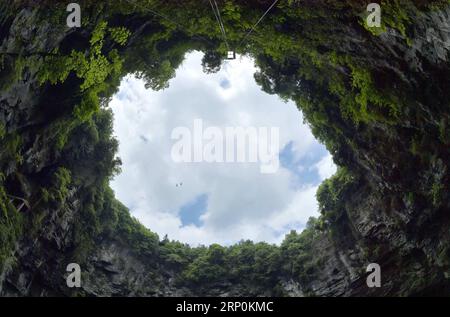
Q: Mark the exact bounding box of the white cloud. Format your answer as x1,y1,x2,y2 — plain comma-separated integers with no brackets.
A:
110,51,333,246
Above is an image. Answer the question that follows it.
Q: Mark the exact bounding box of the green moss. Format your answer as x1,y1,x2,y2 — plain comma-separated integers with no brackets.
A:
362,0,414,45
0,182,24,270
0,56,25,91
349,66,400,123
2,0,448,295
38,21,125,121
439,118,449,144
0,133,22,169
431,182,444,207
0,122,5,139
316,167,358,225
49,167,72,203
406,192,415,205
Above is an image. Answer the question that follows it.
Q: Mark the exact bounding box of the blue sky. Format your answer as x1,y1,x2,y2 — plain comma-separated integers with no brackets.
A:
280,141,330,188
179,193,208,227
110,51,336,246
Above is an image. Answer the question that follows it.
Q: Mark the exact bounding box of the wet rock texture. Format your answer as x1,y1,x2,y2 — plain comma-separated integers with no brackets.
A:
0,3,449,296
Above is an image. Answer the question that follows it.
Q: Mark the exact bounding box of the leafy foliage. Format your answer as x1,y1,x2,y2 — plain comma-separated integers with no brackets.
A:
316,167,359,226
0,178,23,270
38,21,127,121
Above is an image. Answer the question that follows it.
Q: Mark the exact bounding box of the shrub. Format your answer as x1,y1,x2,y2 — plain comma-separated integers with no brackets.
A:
0,183,23,270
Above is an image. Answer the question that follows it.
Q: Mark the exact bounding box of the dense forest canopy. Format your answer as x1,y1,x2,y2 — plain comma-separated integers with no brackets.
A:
0,0,449,296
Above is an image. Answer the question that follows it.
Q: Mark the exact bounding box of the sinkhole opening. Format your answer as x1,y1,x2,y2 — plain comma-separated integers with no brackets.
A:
110,51,336,246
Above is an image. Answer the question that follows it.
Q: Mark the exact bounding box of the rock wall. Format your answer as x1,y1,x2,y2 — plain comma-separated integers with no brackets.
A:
0,1,449,297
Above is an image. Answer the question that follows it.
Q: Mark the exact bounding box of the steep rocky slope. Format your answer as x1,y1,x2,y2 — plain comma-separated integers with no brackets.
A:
0,1,449,296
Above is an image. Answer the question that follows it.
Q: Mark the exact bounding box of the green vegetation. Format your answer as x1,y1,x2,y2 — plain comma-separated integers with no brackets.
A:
280,218,323,285
0,177,23,270
179,241,282,289
109,27,132,46
0,123,5,139
0,56,25,91
38,21,129,121
317,167,358,226
0,133,23,171
431,182,444,207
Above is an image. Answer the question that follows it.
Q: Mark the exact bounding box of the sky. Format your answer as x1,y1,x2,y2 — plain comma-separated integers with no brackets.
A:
109,51,336,246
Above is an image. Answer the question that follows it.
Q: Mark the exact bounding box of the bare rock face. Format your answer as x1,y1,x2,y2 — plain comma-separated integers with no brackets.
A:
0,2,449,297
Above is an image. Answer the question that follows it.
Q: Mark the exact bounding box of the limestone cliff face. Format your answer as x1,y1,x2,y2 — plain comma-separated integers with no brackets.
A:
298,6,450,296
0,2,449,297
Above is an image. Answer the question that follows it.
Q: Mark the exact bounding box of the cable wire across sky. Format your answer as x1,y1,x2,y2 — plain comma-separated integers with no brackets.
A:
124,0,281,53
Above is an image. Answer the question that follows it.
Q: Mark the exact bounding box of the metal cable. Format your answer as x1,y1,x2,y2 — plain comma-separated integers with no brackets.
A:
208,0,230,51
123,0,215,46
